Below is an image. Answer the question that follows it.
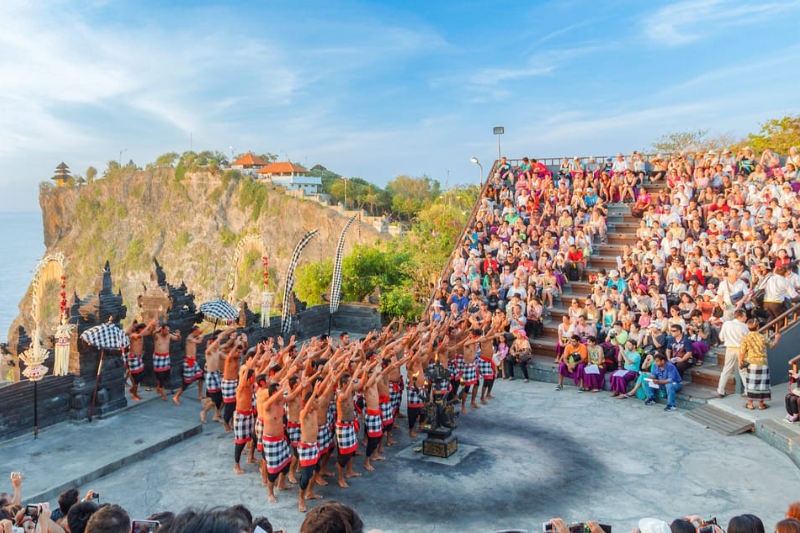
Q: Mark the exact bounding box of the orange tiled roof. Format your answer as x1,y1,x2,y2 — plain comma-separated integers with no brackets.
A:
232,152,269,167
256,162,308,174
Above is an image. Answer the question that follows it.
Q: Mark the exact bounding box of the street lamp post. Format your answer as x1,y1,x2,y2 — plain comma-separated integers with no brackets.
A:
470,157,483,189
343,177,348,211
119,149,127,168
493,126,504,161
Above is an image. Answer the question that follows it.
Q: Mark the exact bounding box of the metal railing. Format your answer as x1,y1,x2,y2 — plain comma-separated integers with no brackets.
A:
760,301,800,336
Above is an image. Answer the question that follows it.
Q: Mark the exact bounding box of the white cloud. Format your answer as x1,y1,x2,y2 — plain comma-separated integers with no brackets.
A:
643,0,800,47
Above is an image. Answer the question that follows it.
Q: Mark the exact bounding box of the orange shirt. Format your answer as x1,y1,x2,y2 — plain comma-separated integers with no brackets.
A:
564,343,588,363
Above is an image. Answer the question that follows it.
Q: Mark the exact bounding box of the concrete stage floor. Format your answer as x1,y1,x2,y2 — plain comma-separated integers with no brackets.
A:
5,379,800,533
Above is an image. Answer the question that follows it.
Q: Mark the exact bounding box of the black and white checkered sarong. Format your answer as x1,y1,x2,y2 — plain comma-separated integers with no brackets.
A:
365,410,383,437
182,359,203,384
478,357,494,379
286,422,301,447
262,434,292,474
298,441,320,467
335,421,358,454
205,370,221,393
233,410,254,444
745,364,772,401
127,353,144,374
255,418,264,451
462,361,478,386
389,381,402,413
153,353,171,371
317,424,333,453
221,379,238,402
379,398,394,426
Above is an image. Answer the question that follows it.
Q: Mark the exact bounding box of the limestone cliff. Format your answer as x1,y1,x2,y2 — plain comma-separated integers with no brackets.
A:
10,168,384,343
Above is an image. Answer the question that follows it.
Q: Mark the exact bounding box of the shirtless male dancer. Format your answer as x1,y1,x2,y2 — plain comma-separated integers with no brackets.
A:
259,374,295,503
313,362,337,485
153,324,181,401
173,326,204,405
362,359,388,471
124,319,155,401
284,376,305,484
233,361,257,475
201,329,235,424
297,382,327,512
335,362,365,488
478,329,505,404
221,334,246,431
459,328,486,414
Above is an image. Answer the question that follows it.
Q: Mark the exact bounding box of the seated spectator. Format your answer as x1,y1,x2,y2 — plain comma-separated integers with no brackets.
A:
556,335,587,391
580,336,605,392
666,324,693,376
609,339,640,397
645,353,683,411
506,330,531,382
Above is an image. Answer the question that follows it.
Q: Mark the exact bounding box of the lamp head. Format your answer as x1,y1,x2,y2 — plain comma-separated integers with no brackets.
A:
470,157,479,165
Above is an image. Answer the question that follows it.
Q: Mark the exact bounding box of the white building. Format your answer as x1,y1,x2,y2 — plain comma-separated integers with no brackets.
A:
256,162,321,195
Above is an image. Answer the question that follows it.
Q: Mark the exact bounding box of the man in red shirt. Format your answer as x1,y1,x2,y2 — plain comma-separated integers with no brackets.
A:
567,245,585,282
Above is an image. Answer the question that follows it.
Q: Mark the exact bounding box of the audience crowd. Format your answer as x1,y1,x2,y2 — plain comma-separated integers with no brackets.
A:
433,147,800,414
2,473,800,533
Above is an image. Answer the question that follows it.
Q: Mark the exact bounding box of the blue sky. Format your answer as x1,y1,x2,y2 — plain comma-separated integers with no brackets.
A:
1,0,800,212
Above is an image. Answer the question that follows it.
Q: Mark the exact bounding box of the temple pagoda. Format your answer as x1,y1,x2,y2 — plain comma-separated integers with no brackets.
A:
51,162,72,186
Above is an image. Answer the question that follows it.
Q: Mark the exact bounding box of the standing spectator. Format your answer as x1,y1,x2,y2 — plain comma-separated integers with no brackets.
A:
739,319,780,410
85,505,130,533
717,309,750,398
645,353,683,411
761,265,798,320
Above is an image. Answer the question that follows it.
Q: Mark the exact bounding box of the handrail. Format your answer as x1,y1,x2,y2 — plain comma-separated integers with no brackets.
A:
423,160,499,316
760,300,800,336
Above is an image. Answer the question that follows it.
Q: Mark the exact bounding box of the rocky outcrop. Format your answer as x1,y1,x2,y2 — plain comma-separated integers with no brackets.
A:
12,168,385,343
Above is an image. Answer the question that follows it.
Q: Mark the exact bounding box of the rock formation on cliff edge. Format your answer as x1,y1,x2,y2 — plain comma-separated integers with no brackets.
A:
9,168,384,347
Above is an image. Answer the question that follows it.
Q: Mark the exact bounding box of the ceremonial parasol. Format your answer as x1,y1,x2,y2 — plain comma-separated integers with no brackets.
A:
199,298,239,328
81,323,129,422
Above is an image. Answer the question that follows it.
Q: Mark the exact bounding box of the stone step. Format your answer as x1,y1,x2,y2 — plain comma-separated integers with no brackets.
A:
589,256,620,269
607,233,639,245
608,222,640,232
690,364,734,392
566,281,593,296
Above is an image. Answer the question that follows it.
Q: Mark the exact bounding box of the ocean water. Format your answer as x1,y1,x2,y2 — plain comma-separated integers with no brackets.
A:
0,212,45,343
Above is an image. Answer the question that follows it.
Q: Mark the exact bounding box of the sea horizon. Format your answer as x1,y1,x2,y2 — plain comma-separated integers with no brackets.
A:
0,211,45,344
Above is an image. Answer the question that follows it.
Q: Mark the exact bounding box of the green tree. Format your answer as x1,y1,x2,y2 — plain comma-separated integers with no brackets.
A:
86,166,97,183
155,152,179,167
651,129,708,154
294,259,333,306
387,175,441,220
745,115,800,153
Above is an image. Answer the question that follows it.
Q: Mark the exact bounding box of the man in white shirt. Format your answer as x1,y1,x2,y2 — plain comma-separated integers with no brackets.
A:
717,309,750,397
761,264,798,319
612,153,628,175
717,269,750,321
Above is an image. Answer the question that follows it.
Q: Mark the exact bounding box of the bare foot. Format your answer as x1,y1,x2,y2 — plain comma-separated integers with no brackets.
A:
364,462,375,471
288,474,298,484
374,454,386,461
409,430,418,438
132,394,142,402
278,484,292,491
461,407,469,415
268,494,277,504
161,392,167,401
200,412,207,424
470,402,481,410
299,501,307,513
320,470,335,477
487,394,496,399
212,415,223,423
315,476,328,486
338,479,349,488
307,492,322,500
247,457,257,464
480,398,488,405
345,471,362,478
223,423,232,432
234,464,244,475
172,395,181,406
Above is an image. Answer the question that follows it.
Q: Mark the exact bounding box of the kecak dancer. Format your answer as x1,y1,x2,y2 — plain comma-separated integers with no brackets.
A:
153,323,181,401
201,329,236,424
233,351,260,474
124,319,155,401
222,333,247,431
297,376,330,512
173,326,204,405
478,330,505,404
335,362,365,488
258,367,297,503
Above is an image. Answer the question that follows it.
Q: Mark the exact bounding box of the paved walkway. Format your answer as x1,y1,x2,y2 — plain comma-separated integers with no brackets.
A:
5,379,797,533
0,393,203,504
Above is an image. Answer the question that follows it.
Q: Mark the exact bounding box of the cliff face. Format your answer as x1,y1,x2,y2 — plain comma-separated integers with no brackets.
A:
12,169,384,341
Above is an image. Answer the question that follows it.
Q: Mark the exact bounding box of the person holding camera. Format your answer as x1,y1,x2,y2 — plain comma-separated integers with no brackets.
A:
556,335,587,391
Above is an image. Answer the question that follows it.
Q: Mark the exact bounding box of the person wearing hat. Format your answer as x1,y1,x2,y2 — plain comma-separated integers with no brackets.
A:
606,270,627,294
